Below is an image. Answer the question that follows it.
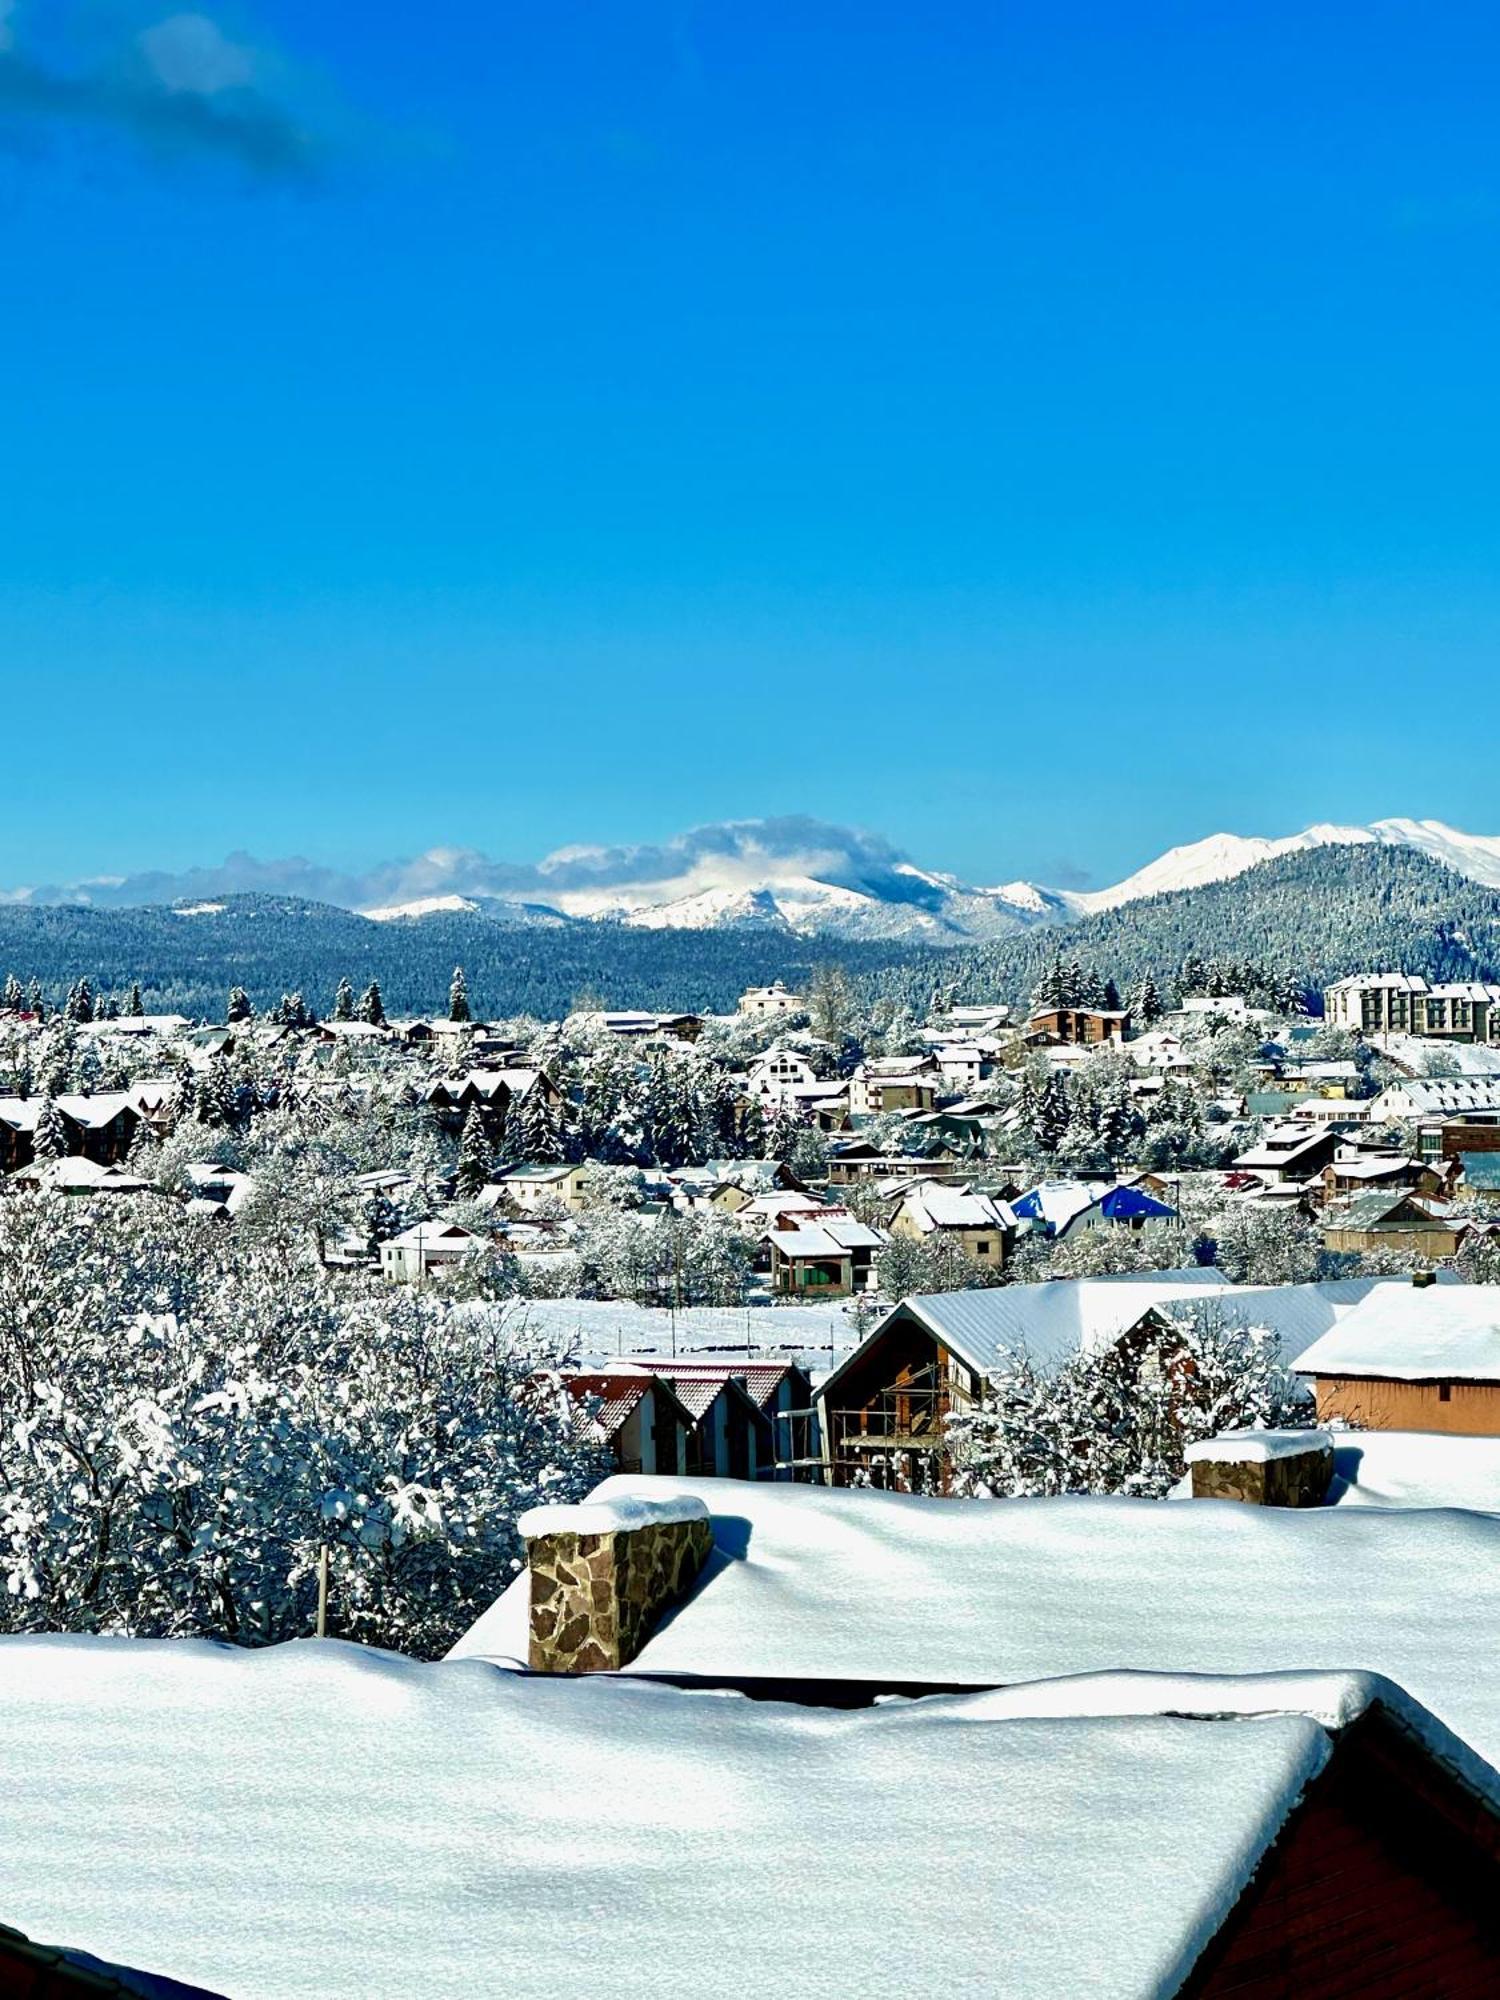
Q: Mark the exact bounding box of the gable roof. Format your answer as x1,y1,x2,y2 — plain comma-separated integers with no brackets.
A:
1294,1284,1500,1382
0,1635,1460,2000
456,1473,1500,1772
824,1271,1236,1388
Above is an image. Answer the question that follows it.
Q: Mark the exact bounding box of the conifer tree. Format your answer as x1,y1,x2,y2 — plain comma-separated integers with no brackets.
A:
357,979,386,1026
126,981,145,1018
64,978,93,1024
1132,974,1165,1027
518,1085,565,1166
448,966,471,1024
2,975,22,1013
31,1099,67,1162
333,978,354,1022
227,987,254,1024
455,1104,493,1196
25,981,44,1019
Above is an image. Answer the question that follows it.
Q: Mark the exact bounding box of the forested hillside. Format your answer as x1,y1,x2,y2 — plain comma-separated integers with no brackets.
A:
0,896,933,1020
866,845,1500,1013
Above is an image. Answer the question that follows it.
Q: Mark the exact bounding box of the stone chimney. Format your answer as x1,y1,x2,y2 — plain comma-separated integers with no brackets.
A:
1185,1429,1334,1508
518,1495,713,1674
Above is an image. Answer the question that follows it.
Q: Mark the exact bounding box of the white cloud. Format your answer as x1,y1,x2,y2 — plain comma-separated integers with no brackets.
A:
138,13,255,97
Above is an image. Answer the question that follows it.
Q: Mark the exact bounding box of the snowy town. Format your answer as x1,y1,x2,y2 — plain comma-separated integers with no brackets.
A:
11,0,1500,1991
6,950,1500,1990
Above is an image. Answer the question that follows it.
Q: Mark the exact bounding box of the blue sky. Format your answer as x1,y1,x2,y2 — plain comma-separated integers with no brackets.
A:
2,1,1499,893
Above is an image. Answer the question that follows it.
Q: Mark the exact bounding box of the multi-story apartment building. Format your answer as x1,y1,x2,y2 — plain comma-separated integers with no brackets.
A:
1324,973,1500,1044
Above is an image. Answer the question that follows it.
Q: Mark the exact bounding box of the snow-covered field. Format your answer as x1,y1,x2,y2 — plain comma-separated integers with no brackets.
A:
505,1295,863,1369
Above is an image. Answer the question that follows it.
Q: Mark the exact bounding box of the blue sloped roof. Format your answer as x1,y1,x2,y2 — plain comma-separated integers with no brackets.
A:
1098,1185,1178,1223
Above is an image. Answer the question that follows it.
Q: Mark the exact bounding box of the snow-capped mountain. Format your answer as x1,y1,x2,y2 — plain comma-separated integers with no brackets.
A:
13,814,1500,947
1075,818,1500,912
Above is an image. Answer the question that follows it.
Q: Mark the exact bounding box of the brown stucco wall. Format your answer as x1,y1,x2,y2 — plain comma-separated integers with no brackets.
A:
1313,1376,1500,1436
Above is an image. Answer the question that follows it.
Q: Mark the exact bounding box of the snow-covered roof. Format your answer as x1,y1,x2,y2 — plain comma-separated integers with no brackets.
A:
456,1475,1500,1770
894,1184,1015,1232
1173,1429,1500,1513
1009,1179,1106,1234
1294,1283,1500,1381
0,1636,1403,2000
767,1217,885,1257
836,1270,1235,1380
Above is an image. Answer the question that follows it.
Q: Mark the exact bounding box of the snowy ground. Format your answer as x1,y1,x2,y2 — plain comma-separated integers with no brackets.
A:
0,1633,1349,2000
504,1295,863,1371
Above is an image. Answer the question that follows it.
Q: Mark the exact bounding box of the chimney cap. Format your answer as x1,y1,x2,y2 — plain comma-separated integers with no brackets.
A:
519,1494,709,1540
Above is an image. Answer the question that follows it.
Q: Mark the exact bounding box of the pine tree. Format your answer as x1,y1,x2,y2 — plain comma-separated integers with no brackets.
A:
126,981,145,1018
455,1104,494,1196
64,978,93,1024
31,1099,67,1162
227,987,254,1024
357,980,386,1026
2,975,22,1013
518,1085,565,1166
448,966,471,1024
26,981,44,1019
1102,976,1122,1012
1034,1071,1071,1154
333,978,354,1022
1132,974,1164,1027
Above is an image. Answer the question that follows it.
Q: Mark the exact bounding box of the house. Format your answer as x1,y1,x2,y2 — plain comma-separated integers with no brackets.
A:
1022,1005,1129,1047
886,1180,1016,1269
759,1205,886,1298
1320,1190,1465,1259
564,1366,694,1474
1456,1152,1500,1203
1010,1178,1178,1240
1320,1149,1445,1202
12,1157,149,1196
439,1472,1500,1998
928,1040,1000,1090
494,1163,590,1214
819,1271,1235,1487
1231,1121,1341,1184
1370,1076,1500,1125
1295,1280,1500,1433
623,1359,816,1481
572,1010,703,1043
847,1056,940,1118
19,1615,1500,2000
745,1045,823,1102
379,1220,485,1282
928,1001,1011,1038
736,981,802,1019
422,1067,561,1123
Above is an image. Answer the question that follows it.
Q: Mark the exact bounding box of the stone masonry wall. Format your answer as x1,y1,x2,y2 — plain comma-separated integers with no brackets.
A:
1190,1443,1333,1507
527,1515,714,1673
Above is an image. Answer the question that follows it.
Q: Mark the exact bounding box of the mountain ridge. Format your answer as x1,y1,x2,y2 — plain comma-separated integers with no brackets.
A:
9,814,1500,945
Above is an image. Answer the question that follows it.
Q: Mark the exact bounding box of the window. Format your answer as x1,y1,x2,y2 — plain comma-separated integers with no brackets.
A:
1439,1383,1453,1403
976,1240,992,1257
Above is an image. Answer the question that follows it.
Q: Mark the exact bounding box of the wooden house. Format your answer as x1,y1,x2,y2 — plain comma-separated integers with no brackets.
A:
818,1272,1236,1488
564,1369,694,1475
1320,1191,1465,1260
1296,1280,1500,1435
1023,1006,1130,1048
